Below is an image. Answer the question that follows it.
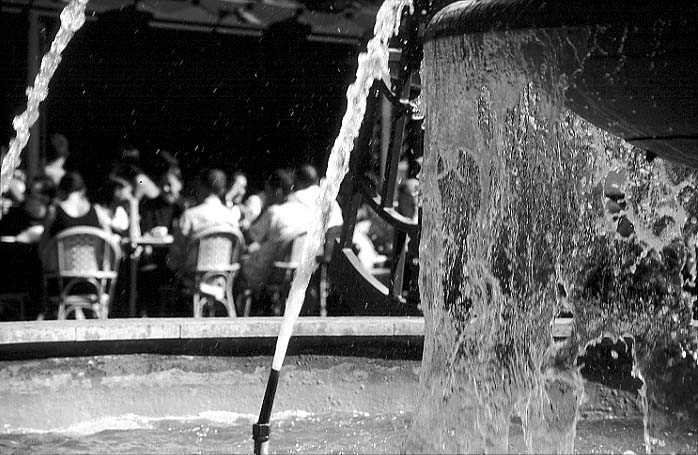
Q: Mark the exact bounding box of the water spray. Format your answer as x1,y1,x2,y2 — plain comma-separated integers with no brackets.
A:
252,1,414,453
0,0,89,198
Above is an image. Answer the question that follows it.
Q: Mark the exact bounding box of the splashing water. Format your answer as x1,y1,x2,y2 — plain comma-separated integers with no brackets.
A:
0,0,89,196
271,0,414,371
411,17,698,454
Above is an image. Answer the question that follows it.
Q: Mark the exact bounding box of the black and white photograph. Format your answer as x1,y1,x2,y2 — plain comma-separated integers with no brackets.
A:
1,0,697,453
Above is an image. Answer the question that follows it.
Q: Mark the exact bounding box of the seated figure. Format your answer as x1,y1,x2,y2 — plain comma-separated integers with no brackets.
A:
288,164,343,229
240,169,310,292
41,172,112,245
167,169,242,273
137,169,184,317
140,169,184,235
224,171,248,226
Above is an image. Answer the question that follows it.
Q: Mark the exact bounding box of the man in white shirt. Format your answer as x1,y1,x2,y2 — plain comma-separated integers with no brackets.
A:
288,164,343,229
241,169,309,291
167,169,242,272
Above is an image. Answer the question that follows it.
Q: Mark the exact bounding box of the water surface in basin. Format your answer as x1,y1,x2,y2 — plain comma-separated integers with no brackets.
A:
0,354,696,454
2,411,696,454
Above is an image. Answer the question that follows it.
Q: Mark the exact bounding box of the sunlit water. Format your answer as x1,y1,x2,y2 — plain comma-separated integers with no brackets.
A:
272,0,413,370
2,411,696,454
0,0,88,195
413,12,698,454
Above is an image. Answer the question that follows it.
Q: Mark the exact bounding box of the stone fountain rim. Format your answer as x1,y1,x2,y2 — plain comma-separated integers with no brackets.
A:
423,0,698,42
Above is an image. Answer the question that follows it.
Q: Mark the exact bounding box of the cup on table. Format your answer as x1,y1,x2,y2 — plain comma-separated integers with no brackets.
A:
150,226,168,238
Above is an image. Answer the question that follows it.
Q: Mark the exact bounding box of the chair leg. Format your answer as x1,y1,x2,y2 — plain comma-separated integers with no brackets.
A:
99,287,110,319
193,293,202,318
319,264,328,317
19,295,26,321
240,289,252,317
225,278,237,317
98,300,110,319
58,303,67,320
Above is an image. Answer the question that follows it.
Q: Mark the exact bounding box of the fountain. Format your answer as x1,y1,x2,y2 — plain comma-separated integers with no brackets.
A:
409,0,698,453
2,0,698,453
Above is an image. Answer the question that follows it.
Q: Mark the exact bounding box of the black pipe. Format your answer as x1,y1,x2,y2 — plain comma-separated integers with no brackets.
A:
252,368,280,455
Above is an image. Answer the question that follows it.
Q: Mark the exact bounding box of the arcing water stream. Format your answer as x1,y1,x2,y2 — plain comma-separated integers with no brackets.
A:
257,1,414,450
270,0,414,373
0,0,89,196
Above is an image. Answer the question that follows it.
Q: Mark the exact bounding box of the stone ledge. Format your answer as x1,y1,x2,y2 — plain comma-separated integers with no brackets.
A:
4,316,686,347
0,317,425,345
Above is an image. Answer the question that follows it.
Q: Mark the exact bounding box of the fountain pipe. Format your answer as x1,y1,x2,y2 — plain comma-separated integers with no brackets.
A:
252,369,279,455
251,2,414,453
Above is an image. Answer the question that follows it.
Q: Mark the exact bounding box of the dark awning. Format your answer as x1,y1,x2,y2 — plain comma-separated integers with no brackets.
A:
1,0,383,43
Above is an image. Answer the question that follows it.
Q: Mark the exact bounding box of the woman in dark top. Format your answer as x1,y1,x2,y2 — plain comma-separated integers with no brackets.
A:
41,172,111,243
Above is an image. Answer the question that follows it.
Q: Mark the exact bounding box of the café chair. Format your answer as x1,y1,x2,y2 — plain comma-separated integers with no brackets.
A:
265,232,309,316
41,226,122,319
185,226,244,317
311,225,342,317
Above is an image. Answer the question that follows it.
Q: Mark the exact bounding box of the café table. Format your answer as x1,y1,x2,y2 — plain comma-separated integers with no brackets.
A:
124,234,174,317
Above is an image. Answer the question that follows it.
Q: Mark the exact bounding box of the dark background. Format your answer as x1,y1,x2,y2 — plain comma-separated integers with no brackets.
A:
1,9,360,196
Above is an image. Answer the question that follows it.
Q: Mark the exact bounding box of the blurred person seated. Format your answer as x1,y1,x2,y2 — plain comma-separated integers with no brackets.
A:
152,149,181,180
140,169,184,235
1,142,26,214
37,172,114,313
225,171,248,227
0,176,56,243
352,204,388,270
240,169,309,293
167,168,242,273
0,177,55,320
394,178,420,302
43,133,70,186
289,164,343,229
242,188,267,227
2,168,26,209
136,169,185,317
103,175,139,238
40,172,112,248
395,178,420,223
111,145,160,202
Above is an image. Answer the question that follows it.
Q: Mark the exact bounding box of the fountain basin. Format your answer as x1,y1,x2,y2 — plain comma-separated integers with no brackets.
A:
427,0,698,167
0,343,696,453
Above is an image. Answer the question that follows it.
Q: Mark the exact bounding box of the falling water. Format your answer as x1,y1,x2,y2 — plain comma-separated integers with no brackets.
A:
271,0,414,371
0,0,89,195
410,18,698,454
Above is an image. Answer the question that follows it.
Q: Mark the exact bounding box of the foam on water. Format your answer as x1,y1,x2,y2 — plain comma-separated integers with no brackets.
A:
0,409,321,436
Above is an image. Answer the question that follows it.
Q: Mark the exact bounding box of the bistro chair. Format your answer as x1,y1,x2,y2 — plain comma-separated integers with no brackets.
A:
310,225,342,317
265,232,308,316
41,226,122,320
238,232,309,317
185,225,244,317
